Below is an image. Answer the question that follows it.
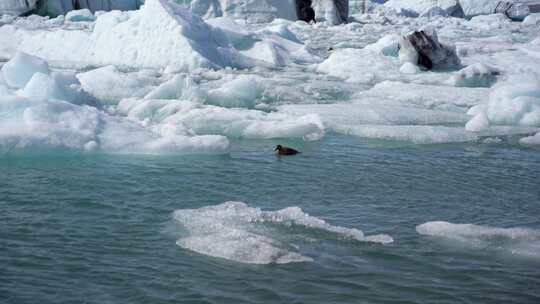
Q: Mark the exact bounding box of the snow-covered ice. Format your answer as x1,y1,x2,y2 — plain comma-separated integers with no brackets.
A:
1,0,540,152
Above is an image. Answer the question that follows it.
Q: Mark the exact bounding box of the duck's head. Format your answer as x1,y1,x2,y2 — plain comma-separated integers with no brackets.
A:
274,145,282,151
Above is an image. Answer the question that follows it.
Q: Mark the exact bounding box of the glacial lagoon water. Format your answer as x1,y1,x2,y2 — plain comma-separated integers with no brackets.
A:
2,1,540,302
2,136,539,303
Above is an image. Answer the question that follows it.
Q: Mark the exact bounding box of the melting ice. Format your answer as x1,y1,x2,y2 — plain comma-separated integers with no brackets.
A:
417,221,540,259
173,201,393,264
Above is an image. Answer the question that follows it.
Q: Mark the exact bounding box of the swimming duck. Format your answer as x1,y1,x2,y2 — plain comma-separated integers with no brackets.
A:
274,145,300,156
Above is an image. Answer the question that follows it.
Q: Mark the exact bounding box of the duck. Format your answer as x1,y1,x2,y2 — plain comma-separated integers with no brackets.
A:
274,145,300,156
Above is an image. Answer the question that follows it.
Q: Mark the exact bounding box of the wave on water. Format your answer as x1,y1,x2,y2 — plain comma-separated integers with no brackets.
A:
417,221,540,259
173,201,393,264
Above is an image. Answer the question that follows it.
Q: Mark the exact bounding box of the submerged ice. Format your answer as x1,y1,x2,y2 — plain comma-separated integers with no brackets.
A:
173,201,393,264
417,221,540,258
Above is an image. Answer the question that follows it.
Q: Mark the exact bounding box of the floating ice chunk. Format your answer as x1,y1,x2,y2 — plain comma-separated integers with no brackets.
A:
468,13,511,30
144,74,201,101
465,111,489,131
417,221,540,239
364,34,401,57
177,229,313,264
334,125,479,144
21,73,66,101
240,24,320,67
65,9,95,22
520,132,540,145
206,76,262,108
118,99,325,141
0,93,229,154
1,52,50,88
354,81,488,109
77,66,158,104
257,22,301,43
384,0,462,17
417,221,540,258
523,13,540,26
206,17,253,47
466,77,540,131
317,48,399,83
173,201,392,264
280,101,468,127
98,118,230,154
0,95,100,151
448,63,499,88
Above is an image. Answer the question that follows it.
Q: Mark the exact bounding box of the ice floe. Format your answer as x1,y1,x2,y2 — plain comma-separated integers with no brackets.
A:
173,201,393,264
466,76,540,131
417,221,540,258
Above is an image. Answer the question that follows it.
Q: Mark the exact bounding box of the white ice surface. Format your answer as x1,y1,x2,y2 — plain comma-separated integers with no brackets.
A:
466,76,540,131
1,52,50,88
0,94,230,154
173,201,393,264
76,66,160,104
117,98,325,140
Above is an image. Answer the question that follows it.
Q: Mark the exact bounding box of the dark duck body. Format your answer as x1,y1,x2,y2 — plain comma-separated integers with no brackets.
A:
274,145,300,156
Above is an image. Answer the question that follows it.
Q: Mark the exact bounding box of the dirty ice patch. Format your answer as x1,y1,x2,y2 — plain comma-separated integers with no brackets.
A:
417,221,540,259
173,201,393,264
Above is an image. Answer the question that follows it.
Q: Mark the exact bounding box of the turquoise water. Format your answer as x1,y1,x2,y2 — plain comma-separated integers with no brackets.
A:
2,136,539,303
